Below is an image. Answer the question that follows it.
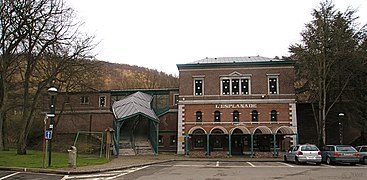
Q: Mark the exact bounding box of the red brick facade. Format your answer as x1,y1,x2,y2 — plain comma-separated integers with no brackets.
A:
42,89,179,152
176,57,297,156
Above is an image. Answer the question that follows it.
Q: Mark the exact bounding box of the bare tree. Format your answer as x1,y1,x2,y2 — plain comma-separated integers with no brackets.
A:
0,0,97,154
0,0,30,150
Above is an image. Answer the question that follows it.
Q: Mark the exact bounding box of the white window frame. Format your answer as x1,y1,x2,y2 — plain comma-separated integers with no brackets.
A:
220,77,251,96
99,96,107,107
173,94,179,106
193,78,204,96
267,75,279,95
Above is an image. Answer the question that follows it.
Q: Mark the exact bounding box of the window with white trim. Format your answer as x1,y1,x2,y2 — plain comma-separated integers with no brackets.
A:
252,110,259,122
221,77,250,95
196,111,202,122
270,110,278,122
99,96,106,107
268,76,279,94
194,78,203,96
233,110,240,122
214,111,221,122
173,94,179,106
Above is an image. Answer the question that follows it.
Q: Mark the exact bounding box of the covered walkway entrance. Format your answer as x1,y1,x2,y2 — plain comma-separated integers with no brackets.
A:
112,92,159,155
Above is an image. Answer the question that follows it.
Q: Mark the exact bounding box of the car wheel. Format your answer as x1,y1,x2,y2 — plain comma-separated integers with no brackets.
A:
326,156,333,165
295,157,300,165
284,155,288,163
363,157,367,165
316,162,321,165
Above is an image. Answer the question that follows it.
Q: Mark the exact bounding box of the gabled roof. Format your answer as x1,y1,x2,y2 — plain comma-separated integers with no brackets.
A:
112,91,159,122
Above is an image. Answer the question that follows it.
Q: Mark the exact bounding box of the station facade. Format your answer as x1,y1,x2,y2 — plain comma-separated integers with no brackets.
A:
42,56,298,157
176,57,298,157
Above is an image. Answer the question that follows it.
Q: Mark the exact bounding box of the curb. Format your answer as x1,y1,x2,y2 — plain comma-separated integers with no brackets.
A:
0,160,174,175
0,158,283,175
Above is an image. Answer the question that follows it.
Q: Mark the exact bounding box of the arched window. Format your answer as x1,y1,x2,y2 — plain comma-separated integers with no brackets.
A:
196,111,202,122
252,110,258,122
270,110,277,122
192,129,205,148
214,111,221,122
233,110,239,122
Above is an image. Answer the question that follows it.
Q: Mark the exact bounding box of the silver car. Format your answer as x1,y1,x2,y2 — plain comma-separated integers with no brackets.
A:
284,144,322,165
355,145,367,164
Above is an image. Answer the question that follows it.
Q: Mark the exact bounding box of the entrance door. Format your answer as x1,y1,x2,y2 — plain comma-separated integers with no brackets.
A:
232,135,243,155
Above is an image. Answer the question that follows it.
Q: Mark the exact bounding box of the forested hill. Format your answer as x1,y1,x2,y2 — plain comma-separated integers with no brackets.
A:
96,61,179,90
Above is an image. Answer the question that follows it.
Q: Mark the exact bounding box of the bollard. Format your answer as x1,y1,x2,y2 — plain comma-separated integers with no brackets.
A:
68,146,77,169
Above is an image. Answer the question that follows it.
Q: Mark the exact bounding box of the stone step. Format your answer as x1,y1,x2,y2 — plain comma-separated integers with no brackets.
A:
119,148,135,156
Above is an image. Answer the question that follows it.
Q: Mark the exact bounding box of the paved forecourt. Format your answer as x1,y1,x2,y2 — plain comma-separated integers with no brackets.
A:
2,161,367,180
62,161,367,180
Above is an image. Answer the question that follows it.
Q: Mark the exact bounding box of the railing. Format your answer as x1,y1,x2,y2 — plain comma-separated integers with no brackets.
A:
149,121,158,154
112,120,119,155
155,107,170,117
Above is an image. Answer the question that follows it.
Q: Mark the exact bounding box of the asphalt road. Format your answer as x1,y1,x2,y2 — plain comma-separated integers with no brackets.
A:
1,161,367,180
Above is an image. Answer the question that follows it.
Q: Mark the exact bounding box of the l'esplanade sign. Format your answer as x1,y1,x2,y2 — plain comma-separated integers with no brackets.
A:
215,104,257,109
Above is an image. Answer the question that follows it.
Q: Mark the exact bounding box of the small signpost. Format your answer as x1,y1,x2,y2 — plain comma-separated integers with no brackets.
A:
45,130,53,140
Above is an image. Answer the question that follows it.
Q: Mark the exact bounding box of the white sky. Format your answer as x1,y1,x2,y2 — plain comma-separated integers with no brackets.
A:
66,0,367,75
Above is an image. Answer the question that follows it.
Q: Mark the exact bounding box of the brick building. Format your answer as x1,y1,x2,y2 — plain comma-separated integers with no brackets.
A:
176,56,298,157
42,88,179,153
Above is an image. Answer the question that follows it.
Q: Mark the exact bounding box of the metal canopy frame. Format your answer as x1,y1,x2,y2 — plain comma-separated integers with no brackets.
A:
186,126,298,157
111,92,160,155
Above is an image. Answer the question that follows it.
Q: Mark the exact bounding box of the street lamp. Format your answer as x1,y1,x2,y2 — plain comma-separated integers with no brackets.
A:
47,86,57,167
338,112,345,145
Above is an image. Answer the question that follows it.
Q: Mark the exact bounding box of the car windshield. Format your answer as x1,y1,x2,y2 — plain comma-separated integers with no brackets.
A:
336,146,357,152
360,147,367,152
301,145,318,151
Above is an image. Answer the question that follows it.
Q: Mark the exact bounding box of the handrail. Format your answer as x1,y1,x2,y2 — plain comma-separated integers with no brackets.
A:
155,107,170,117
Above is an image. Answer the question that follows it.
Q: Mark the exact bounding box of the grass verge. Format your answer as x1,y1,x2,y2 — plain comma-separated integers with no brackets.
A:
0,150,109,169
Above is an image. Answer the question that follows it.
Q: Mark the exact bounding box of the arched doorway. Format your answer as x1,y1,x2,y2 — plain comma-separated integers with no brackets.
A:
229,126,251,155
273,126,296,156
231,129,244,155
191,129,207,151
209,127,228,154
251,126,273,153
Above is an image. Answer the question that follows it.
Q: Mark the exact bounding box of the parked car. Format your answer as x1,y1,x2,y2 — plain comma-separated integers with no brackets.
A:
284,144,322,165
321,145,360,165
355,145,367,164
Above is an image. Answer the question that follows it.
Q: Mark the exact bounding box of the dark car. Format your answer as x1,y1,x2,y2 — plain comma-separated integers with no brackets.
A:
321,145,360,165
355,145,367,164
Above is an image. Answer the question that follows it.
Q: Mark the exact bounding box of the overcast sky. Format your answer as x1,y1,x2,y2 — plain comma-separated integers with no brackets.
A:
66,0,367,75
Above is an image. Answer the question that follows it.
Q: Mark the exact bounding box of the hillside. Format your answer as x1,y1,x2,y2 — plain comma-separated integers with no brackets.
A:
97,61,179,90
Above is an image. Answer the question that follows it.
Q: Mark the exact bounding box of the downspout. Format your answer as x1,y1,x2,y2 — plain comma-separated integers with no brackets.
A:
228,134,232,157
251,134,254,157
273,133,277,157
185,134,189,156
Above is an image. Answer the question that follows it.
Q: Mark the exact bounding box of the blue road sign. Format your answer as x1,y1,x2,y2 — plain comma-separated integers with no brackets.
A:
45,130,53,140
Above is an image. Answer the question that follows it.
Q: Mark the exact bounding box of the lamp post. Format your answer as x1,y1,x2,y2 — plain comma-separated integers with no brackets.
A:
47,86,58,167
338,112,344,145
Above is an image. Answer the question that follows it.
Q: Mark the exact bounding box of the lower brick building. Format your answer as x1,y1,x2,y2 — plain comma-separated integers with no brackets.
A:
42,88,179,154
